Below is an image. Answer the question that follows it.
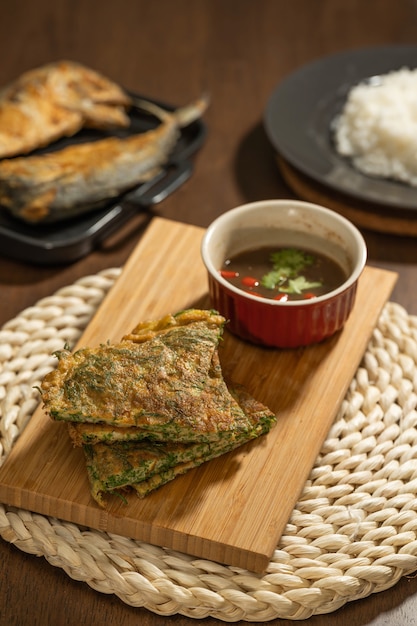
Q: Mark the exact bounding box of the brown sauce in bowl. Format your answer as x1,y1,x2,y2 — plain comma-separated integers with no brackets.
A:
221,246,347,301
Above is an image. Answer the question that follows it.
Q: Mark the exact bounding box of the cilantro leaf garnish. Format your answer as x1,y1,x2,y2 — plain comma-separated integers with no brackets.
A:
260,248,323,295
260,268,290,289
279,276,322,294
269,248,314,272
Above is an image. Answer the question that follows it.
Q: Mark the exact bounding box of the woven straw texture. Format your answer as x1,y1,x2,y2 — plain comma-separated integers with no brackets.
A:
1,268,417,622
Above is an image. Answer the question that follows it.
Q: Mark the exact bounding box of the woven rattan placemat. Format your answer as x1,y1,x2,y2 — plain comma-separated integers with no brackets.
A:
1,268,417,622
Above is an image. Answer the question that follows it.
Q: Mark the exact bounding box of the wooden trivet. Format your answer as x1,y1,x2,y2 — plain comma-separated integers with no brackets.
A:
0,218,396,575
278,156,417,236
0,264,417,620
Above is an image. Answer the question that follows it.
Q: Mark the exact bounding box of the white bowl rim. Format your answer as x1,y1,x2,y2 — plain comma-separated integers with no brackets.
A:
201,199,368,307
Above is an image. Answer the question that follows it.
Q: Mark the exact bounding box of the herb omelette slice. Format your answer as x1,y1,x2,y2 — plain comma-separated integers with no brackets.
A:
66,375,274,446
132,386,276,499
84,386,276,506
41,309,268,442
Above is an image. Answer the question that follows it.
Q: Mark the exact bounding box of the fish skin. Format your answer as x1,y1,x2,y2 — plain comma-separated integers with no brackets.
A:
0,96,208,223
0,60,132,159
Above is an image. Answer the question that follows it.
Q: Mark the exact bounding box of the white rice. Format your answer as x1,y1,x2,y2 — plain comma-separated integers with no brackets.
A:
333,67,417,186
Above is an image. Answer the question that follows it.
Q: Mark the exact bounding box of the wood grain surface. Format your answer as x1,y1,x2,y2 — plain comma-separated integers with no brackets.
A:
2,1,417,624
0,218,397,573
278,157,417,237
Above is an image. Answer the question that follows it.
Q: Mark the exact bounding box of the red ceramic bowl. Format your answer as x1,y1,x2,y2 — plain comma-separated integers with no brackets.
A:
201,200,367,348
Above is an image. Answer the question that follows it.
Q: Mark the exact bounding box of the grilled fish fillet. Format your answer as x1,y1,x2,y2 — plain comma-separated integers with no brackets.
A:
0,60,132,160
0,95,207,223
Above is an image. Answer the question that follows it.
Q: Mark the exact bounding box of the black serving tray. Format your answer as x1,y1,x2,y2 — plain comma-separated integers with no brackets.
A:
0,93,207,265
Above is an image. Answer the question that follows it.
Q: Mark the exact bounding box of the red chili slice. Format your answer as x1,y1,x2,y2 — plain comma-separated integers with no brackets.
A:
241,276,259,287
274,293,288,302
220,270,239,278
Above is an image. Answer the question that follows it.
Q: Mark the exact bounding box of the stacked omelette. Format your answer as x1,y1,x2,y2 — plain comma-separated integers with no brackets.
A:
41,309,276,507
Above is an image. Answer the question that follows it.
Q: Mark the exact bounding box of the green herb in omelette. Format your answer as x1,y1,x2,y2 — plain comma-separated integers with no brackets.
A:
40,308,277,507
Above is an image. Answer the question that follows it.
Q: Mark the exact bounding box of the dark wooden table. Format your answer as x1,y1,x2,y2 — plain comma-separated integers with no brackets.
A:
1,1,417,624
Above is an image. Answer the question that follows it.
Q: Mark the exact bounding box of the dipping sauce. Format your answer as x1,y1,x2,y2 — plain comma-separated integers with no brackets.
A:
220,246,347,301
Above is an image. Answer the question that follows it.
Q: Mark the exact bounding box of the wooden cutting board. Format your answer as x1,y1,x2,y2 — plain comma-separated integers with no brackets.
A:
0,217,397,573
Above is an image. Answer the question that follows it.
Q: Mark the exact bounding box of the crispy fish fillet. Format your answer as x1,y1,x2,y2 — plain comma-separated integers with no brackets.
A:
84,386,275,506
0,95,207,223
0,99,207,223
0,60,132,159
41,310,272,442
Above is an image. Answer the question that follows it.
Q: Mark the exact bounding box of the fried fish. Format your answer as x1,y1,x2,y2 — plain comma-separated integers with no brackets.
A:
0,95,207,223
0,60,132,159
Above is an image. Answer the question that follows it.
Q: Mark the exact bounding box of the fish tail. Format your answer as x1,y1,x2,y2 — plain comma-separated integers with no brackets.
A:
131,94,209,128
174,94,210,127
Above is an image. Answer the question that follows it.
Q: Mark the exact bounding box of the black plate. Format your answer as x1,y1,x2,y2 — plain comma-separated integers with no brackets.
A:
0,93,207,265
264,45,417,210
